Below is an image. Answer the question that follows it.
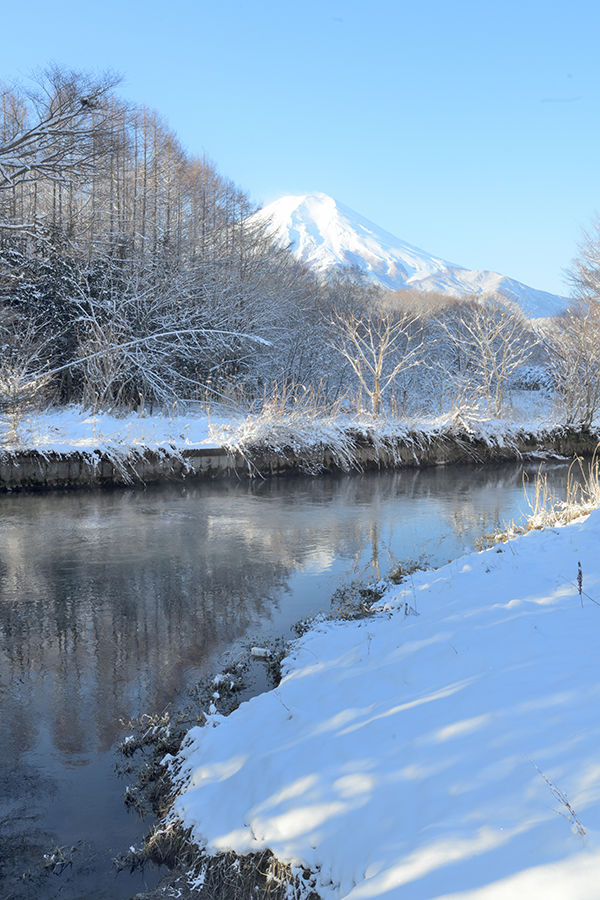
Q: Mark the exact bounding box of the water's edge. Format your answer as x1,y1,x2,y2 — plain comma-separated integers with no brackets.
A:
0,426,597,491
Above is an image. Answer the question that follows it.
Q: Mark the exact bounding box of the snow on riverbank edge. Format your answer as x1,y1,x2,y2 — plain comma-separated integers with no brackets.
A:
169,508,600,900
0,397,585,457
1,403,598,489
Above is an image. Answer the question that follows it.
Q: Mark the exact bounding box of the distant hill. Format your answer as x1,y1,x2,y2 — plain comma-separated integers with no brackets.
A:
253,193,567,318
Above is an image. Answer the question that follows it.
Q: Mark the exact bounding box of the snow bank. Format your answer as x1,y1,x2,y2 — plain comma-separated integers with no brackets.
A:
172,510,600,899
6,390,572,458
8,405,226,454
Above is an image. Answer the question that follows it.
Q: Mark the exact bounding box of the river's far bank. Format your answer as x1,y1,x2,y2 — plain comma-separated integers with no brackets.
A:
0,417,598,491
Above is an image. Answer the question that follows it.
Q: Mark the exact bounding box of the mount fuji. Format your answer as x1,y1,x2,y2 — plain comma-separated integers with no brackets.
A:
253,193,566,318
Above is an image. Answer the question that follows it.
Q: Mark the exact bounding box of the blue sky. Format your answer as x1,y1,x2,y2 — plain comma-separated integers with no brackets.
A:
5,0,600,295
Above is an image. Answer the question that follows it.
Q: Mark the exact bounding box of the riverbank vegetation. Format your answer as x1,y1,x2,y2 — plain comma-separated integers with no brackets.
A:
2,66,600,454
474,451,600,551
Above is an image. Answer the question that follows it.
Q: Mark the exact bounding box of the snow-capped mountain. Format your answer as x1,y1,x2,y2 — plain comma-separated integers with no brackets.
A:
253,193,566,318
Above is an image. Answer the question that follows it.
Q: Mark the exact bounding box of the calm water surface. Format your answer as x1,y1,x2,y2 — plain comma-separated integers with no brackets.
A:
0,461,580,899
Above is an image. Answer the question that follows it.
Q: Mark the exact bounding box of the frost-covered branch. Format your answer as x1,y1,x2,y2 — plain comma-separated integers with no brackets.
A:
436,294,535,417
0,65,122,233
329,308,424,416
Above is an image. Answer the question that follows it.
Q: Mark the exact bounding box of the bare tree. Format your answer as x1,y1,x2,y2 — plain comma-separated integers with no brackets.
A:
566,214,600,303
0,307,53,443
0,65,122,237
536,218,600,428
329,308,424,416
72,262,278,411
540,303,600,427
437,294,535,417
539,302,600,429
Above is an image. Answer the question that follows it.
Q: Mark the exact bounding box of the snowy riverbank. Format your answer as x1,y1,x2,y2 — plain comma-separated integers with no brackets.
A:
0,401,598,490
168,506,600,899
0,393,576,458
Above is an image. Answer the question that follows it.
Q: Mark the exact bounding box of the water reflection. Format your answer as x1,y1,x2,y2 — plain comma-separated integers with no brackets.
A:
0,461,579,898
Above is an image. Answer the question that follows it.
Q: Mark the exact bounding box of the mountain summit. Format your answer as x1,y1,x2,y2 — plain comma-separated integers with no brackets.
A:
254,193,566,318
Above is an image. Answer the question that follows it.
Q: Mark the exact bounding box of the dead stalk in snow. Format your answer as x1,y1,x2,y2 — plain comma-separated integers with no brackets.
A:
528,758,586,837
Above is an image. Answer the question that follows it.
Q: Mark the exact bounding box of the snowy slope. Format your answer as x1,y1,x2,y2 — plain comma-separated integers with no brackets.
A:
253,193,566,318
173,510,600,900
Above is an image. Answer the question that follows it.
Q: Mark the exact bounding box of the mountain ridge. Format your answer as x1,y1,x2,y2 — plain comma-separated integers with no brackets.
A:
253,192,566,318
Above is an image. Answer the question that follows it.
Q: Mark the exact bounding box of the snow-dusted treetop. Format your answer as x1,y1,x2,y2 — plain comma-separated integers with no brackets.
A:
253,192,566,318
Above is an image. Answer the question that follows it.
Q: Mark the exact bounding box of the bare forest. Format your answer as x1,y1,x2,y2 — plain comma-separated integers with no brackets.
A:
1,66,598,436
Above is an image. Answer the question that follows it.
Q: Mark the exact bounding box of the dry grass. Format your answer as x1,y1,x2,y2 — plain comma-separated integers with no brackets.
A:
185,850,321,900
476,450,600,550
211,379,360,473
389,554,432,585
115,827,322,899
522,451,600,530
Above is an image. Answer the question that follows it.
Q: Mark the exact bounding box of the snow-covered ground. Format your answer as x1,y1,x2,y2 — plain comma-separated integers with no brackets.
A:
3,404,226,453
2,390,561,457
170,506,600,899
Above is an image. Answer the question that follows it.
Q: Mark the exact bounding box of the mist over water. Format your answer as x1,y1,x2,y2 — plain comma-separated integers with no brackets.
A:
0,462,579,898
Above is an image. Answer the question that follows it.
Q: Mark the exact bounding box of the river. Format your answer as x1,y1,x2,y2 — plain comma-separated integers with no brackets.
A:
0,460,582,899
